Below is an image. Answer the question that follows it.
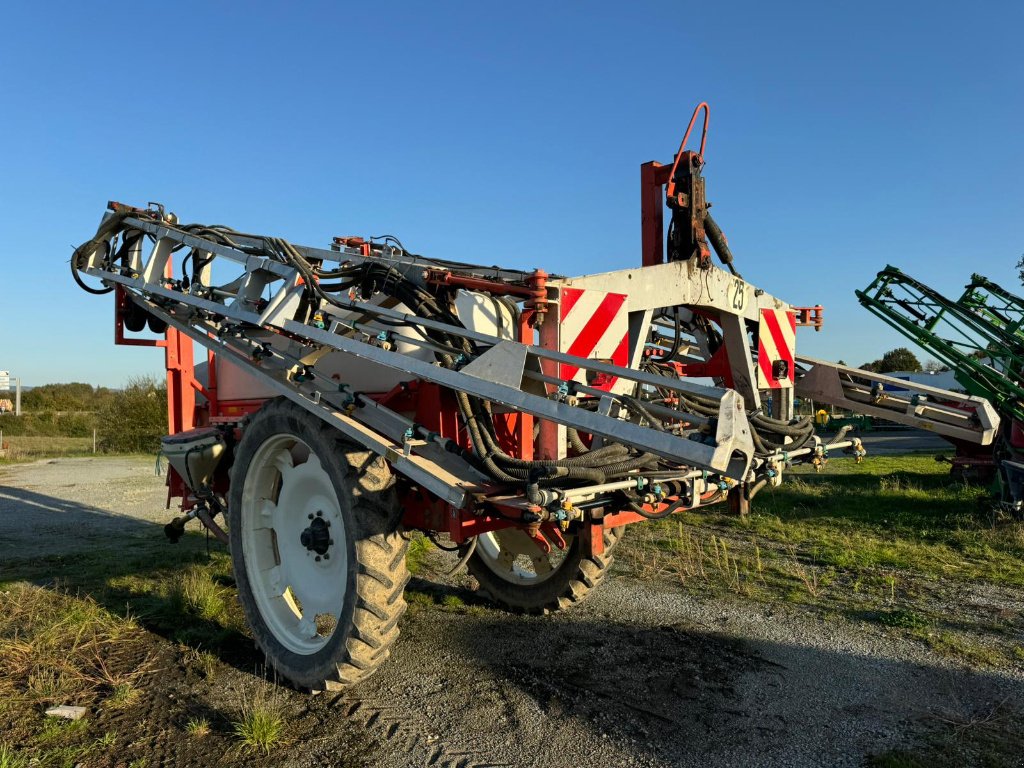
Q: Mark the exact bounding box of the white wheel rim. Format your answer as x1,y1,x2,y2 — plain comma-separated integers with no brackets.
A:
475,528,572,586
240,434,347,655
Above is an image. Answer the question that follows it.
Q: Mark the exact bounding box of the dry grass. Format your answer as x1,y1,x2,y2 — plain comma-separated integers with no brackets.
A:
622,521,778,598
0,583,155,709
0,436,93,462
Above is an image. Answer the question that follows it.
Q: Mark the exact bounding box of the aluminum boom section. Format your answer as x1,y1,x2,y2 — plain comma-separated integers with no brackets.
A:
81,228,756,481
795,356,999,445
115,216,734,402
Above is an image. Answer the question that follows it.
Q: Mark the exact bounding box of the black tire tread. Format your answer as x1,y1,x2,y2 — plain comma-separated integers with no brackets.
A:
229,398,408,692
467,525,623,615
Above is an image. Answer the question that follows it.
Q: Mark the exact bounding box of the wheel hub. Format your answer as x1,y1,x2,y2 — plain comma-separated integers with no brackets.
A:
300,513,332,556
240,434,348,655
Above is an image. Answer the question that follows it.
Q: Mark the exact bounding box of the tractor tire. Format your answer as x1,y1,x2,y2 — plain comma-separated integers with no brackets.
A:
228,398,408,691
467,525,624,614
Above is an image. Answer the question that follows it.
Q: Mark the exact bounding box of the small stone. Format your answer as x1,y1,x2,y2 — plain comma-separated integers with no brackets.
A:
45,705,87,721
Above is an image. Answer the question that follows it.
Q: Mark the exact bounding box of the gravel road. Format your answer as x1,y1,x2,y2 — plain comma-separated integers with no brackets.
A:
2,457,1022,767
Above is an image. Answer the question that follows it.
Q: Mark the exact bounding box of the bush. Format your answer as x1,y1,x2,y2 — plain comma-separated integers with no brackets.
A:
19,382,115,412
96,376,167,453
0,412,95,437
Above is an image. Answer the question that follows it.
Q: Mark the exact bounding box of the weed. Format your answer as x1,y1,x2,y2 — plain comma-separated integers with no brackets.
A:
404,590,436,610
405,533,433,575
171,566,231,623
185,716,211,737
179,644,220,679
0,743,29,768
197,650,219,679
109,682,140,708
233,684,286,755
128,759,148,768
0,583,153,709
784,550,820,598
36,717,88,744
927,632,1003,666
95,731,117,748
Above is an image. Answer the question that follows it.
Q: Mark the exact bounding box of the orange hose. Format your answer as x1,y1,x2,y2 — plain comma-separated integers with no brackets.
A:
665,102,710,201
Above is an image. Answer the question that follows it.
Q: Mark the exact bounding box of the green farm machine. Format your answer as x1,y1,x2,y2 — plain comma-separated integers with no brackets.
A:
855,266,1024,509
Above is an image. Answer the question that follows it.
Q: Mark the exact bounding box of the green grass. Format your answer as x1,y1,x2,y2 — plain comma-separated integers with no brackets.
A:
95,546,248,654
171,566,233,622
405,532,433,575
0,531,246,661
185,716,211,737
737,453,1023,583
656,452,1023,586
0,742,30,768
108,682,141,709
232,688,286,756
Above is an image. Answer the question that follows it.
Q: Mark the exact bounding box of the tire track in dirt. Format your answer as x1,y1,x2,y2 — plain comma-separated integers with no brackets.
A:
323,693,511,768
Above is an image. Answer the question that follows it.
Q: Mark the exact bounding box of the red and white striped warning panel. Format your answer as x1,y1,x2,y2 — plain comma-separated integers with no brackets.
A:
757,309,796,389
558,287,629,393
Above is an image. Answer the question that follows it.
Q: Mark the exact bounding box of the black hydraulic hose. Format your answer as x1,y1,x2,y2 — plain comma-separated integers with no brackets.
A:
625,496,689,520
750,428,813,456
447,536,478,576
704,211,740,277
751,413,814,437
567,428,588,454
745,476,770,502
596,453,660,476
617,395,666,431
459,391,646,487
71,243,114,294
469,398,629,469
750,430,772,456
651,307,683,363
499,463,607,485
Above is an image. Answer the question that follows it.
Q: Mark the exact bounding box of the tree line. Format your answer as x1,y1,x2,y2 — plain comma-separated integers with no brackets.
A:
0,378,168,452
857,347,952,374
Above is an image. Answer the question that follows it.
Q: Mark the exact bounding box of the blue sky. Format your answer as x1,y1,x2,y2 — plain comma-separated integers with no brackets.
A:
1,1,1021,386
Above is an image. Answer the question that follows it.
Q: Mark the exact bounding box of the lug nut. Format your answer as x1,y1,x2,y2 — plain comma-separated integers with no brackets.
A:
315,555,321,562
